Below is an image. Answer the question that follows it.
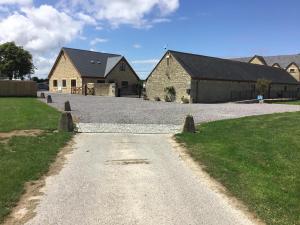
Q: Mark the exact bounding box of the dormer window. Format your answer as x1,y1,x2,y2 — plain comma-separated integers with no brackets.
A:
290,68,296,73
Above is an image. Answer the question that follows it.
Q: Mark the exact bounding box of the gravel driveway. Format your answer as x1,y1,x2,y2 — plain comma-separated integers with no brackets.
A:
42,93,300,125
24,134,256,225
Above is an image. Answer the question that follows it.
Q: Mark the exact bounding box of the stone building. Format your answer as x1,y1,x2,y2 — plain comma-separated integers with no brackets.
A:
233,54,300,81
48,47,140,96
146,50,300,103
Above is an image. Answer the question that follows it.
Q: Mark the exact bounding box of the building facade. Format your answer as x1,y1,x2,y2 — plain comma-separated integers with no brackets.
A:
233,54,300,81
48,48,140,96
146,50,300,103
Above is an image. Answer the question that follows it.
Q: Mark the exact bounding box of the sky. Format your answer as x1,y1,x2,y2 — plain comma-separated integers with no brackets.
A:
0,0,300,79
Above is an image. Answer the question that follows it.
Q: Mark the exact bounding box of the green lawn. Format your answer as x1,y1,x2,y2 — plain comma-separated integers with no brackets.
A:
0,98,61,132
0,98,73,223
273,100,300,105
176,112,300,225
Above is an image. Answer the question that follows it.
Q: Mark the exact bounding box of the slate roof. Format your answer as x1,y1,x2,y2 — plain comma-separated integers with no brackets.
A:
169,50,298,84
61,47,123,77
233,54,300,69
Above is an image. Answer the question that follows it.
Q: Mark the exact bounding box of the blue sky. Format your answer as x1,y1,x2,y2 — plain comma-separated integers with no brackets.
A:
0,0,300,79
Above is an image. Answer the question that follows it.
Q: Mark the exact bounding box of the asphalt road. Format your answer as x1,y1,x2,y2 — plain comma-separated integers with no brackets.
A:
25,133,256,225
40,93,300,125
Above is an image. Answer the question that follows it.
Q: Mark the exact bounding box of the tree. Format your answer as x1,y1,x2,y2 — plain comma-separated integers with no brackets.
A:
0,42,35,80
32,76,48,83
256,79,271,97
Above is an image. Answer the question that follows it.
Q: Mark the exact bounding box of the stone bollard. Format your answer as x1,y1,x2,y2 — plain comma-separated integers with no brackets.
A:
47,95,52,103
183,115,196,133
64,101,71,111
58,112,74,132
40,92,45,98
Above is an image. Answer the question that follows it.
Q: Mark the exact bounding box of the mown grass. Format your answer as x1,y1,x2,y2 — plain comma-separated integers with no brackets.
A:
0,98,60,132
273,100,300,105
176,112,300,225
0,98,73,223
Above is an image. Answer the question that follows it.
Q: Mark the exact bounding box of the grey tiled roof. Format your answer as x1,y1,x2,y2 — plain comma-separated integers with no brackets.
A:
233,54,300,69
62,47,122,77
170,50,298,84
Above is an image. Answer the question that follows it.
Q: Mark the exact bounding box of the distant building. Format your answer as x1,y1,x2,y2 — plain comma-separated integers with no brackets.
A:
233,54,300,81
48,47,140,96
146,50,300,103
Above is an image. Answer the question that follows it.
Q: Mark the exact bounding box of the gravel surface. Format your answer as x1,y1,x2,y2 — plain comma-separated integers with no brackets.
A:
77,123,182,134
25,133,256,225
40,93,300,125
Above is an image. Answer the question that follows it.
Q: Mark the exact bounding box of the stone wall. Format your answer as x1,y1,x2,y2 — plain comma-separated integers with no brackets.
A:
269,83,300,98
0,80,37,97
105,59,140,95
88,83,116,96
191,79,300,103
191,80,256,103
49,53,139,96
146,53,191,102
49,52,82,94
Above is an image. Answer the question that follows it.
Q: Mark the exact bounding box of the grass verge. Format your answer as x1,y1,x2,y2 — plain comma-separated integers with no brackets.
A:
176,112,300,225
272,100,300,105
0,98,73,223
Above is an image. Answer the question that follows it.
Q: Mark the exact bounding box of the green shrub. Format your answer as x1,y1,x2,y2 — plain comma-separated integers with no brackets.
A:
164,86,176,102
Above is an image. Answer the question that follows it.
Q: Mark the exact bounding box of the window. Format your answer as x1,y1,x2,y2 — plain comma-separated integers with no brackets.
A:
97,80,105,83
121,81,128,88
290,68,296,73
53,80,58,87
120,62,126,71
284,86,287,92
71,79,76,87
62,80,67,87
109,80,115,83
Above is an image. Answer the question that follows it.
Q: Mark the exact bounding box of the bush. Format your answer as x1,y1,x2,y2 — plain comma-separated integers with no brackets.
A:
256,79,271,96
164,86,176,102
143,94,149,100
165,95,172,102
181,96,190,104
154,96,161,101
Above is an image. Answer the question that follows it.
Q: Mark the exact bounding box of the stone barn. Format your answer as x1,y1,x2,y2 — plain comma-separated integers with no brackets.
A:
48,47,140,96
146,50,300,103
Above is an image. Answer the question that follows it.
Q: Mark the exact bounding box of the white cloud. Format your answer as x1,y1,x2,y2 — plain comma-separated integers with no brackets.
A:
34,55,56,78
0,0,32,5
151,18,171,24
77,12,97,25
58,0,179,27
131,59,159,64
90,37,108,45
0,5,83,54
133,44,142,49
0,0,180,77
0,5,84,77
